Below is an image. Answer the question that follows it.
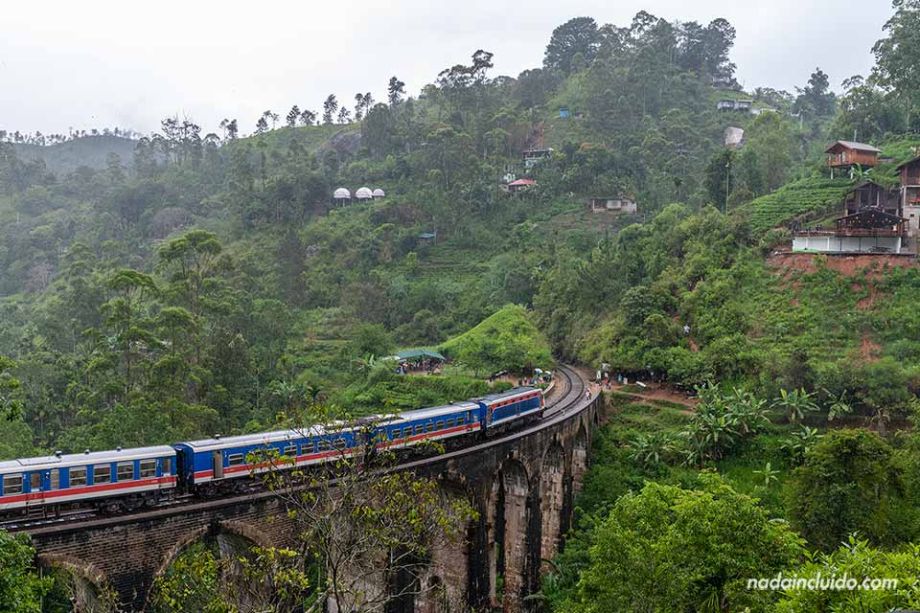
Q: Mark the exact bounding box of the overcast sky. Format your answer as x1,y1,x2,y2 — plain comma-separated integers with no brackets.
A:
0,0,893,137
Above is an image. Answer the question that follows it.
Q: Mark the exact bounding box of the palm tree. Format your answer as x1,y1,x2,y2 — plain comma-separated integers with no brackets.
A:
753,462,780,487
773,388,819,423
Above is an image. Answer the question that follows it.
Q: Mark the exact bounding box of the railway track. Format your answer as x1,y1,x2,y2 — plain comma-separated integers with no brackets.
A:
6,364,593,534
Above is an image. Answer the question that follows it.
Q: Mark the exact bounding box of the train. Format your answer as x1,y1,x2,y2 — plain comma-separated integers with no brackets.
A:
0,386,543,515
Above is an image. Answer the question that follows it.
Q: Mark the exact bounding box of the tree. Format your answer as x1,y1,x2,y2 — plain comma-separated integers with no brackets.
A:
387,76,406,106
337,107,351,124
704,149,734,211
773,387,818,423
219,118,238,140
776,537,920,612
787,429,905,550
286,105,301,128
299,109,317,126
261,110,280,130
558,476,803,613
322,95,339,125
794,67,836,119
255,116,269,135
0,531,51,612
544,17,600,74
0,356,24,421
872,0,920,126
250,408,475,612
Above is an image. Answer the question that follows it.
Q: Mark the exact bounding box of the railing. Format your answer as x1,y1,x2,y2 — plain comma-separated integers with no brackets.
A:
795,228,905,238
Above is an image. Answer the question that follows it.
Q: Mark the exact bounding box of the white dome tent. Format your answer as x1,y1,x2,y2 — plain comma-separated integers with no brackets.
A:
372,188,386,199
333,187,351,201
355,187,373,200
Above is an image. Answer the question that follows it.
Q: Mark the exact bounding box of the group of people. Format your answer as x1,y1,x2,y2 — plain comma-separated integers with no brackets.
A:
395,358,443,375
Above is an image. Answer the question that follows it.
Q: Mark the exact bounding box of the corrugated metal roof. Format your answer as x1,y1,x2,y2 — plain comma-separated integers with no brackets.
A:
825,140,881,153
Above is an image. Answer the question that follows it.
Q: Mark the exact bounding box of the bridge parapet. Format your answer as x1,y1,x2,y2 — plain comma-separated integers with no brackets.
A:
22,369,599,611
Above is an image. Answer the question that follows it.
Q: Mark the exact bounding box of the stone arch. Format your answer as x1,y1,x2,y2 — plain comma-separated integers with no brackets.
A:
217,519,275,551
485,458,530,611
408,477,472,613
38,554,115,612
146,521,271,611
538,441,566,574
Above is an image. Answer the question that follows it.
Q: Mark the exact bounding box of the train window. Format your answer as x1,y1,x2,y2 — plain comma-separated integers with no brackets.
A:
140,460,157,478
446,419,455,428
227,454,244,466
117,462,135,481
457,416,465,425
284,444,297,457
30,473,40,491
3,474,22,495
425,422,434,432
70,467,87,487
317,440,330,452
163,458,173,475
436,420,445,430
93,465,111,484
333,438,347,450
49,469,60,490
414,425,424,435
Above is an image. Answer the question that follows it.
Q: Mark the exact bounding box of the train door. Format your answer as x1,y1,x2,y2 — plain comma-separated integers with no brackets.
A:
175,451,187,490
212,451,224,479
26,472,42,509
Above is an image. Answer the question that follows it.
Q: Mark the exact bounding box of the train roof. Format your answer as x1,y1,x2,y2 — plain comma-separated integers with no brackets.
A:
388,401,480,423
177,425,335,452
477,386,541,404
0,445,176,473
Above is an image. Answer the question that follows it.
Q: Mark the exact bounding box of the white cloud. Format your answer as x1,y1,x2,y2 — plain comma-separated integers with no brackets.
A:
0,0,892,135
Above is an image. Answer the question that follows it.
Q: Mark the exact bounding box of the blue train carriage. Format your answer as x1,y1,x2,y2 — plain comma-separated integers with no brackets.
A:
0,446,177,513
479,386,544,431
374,401,482,451
175,425,363,490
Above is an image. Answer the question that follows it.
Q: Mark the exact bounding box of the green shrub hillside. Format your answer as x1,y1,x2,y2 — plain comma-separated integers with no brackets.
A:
439,305,554,376
739,176,854,234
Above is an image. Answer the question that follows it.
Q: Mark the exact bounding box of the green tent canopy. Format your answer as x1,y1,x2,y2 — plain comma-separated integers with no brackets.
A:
393,348,446,362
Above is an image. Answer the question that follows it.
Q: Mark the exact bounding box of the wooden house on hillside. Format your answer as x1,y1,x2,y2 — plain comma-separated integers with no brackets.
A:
792,180,908,254
896,156,920,236
589,196,637,214
825,141,880,175
843,181,899,217
522,148,553,169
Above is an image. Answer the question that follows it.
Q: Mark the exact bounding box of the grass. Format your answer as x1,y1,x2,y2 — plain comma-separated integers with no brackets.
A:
739,176,854,233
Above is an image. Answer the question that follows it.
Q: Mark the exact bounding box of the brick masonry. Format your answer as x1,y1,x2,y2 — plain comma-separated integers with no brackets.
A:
23,394,599,612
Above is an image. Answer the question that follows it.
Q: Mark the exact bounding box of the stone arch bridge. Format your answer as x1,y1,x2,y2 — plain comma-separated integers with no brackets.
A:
16,367,598,611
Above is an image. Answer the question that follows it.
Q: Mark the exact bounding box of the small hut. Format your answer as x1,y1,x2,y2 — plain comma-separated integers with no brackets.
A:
333,187,351,203
372,188,386,199
825,141,880,174
355,187,373,200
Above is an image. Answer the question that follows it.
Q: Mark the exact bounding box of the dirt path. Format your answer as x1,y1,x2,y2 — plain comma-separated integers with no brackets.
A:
606,382,698,412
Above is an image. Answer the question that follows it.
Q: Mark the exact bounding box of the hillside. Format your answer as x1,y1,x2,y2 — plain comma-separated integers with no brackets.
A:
13,134,138,173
